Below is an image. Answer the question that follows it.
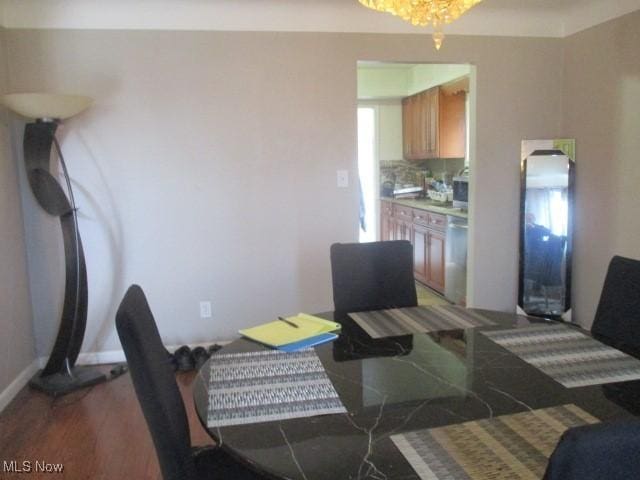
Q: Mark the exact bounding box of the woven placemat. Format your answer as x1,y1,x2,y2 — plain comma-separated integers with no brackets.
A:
349,305,497,339
482,324,640,388
206,348,346,427
391,404,598,480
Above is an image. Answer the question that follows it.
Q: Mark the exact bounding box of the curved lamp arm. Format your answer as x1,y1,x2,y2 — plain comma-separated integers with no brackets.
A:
24,121,88,376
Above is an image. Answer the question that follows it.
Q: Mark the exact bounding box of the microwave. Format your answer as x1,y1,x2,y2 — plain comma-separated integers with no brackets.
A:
452,176,469,209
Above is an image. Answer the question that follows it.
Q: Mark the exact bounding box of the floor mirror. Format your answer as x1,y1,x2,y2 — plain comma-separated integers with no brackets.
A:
519,139,575,320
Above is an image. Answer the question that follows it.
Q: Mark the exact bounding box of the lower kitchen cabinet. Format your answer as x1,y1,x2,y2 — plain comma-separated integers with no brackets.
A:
380,200,447,294
412,225,428,284
380,200,394,241
412,220,445,293
393,204,413,242
395,219,413,242
427,229,445,292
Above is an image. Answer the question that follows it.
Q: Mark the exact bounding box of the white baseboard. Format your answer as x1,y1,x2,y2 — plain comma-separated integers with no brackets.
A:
75,340,231,366
76,350,126,365
0,360,39,414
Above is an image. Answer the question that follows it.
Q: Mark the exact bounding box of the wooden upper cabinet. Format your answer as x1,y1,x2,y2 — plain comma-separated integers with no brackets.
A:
426,88,439,159
415,91,429,159
402,85,466,161
402,92,419,161
402,97,413,160
438,90,466,158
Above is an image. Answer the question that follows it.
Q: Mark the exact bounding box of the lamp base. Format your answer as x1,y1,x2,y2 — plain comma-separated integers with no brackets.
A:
29,367,107,397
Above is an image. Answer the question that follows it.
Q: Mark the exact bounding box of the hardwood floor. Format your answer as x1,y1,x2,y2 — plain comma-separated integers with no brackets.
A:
0,366,213,479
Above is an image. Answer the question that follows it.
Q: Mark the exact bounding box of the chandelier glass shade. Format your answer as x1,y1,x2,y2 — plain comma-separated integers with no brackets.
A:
358,0,483,49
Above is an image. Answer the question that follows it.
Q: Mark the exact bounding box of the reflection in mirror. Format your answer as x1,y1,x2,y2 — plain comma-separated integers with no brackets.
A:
519,142,575,319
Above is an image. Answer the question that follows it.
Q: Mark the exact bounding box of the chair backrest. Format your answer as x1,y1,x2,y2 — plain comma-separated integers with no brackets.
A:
543,421,640,480
330,240,417,313
591,255,640,355
116,285,196,480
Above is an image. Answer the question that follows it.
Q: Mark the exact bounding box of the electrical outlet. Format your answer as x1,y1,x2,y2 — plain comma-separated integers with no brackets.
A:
337,169,349,188
199,301,212,318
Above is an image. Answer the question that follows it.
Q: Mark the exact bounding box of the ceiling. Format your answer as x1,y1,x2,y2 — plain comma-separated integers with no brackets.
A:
1,0,639,38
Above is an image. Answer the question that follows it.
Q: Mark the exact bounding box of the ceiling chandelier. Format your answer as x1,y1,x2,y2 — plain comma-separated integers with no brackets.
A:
358,0,483,50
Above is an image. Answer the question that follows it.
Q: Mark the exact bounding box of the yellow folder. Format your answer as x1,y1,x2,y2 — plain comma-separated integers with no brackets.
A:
239,313,341,348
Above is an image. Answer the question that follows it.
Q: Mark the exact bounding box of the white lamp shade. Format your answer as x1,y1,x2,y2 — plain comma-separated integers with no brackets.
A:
1,93,92,120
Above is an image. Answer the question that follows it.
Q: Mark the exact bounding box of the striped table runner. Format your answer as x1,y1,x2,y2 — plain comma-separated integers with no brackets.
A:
348,305,497,339
206,348,346,427
391,404,599,480
482,324,640,388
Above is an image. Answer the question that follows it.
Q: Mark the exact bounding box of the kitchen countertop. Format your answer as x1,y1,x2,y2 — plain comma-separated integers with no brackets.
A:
381,197,468,219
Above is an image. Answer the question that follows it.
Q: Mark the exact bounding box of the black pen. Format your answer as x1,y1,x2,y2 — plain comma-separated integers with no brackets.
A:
278,316,299,328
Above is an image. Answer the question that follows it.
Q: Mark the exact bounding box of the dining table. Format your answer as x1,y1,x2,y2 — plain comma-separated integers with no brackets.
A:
193,308,640,480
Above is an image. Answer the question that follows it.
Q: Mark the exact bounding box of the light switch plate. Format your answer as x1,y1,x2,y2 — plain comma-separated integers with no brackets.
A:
337,170,349,188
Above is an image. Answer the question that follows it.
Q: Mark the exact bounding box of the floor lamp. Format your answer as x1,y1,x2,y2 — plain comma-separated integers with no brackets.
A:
2,93,106,396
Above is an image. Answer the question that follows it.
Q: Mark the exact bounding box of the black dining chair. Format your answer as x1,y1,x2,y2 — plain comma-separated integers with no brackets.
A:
543,420,640,480
330,240,417,313
591,255,640,357
116,284,265,480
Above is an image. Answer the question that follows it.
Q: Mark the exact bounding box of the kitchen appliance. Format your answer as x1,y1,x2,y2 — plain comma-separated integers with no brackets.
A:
445,215,468,305
452,176,469,209
393,185,423,199
381,181,395,198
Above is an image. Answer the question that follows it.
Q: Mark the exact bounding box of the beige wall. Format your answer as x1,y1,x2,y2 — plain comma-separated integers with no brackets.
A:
0,28,35,396
564,10,640,327
5,30,563,355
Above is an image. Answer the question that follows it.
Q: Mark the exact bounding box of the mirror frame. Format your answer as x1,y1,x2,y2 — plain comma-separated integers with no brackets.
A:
519,139,576,320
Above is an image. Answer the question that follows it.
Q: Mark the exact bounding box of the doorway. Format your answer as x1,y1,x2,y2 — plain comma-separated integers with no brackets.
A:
357,106,378,243
356,61,476,305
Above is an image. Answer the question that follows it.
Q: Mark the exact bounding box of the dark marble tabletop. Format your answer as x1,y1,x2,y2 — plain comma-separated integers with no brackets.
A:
193,310,640,480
